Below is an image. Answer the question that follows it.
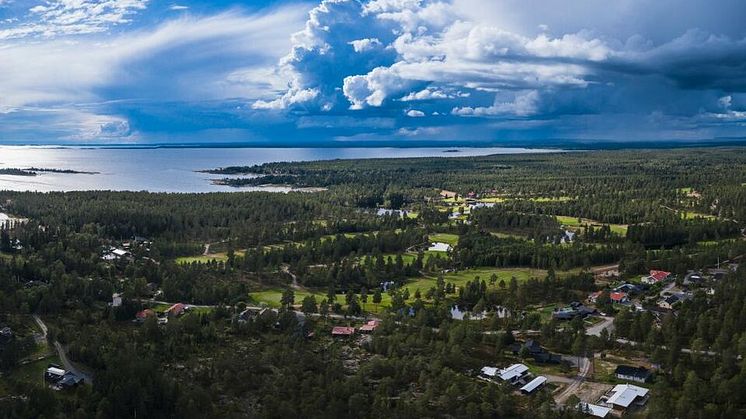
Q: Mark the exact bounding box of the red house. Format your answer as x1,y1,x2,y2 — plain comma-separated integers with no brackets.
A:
642,270,671,284
359,320,380,333
610,292,629,304
331,326,356,337
135,309,155,321
166,303,186,317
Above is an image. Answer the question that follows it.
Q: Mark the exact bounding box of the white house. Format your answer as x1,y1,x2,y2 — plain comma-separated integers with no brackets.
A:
519,376,547,394
604,384,649,411
577,403,611,418
428,242,453,252
111,293,122,307
497,363,529,384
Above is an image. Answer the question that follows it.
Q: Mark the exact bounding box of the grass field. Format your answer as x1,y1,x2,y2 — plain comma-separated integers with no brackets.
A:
247,267,563,314
556,215,628,236
429,232,460,246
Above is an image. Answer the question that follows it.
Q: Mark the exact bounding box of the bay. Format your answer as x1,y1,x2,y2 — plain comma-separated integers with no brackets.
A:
0,146,560,193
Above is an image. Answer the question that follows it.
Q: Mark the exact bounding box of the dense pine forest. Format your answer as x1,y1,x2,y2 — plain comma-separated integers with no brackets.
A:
1,147,746,418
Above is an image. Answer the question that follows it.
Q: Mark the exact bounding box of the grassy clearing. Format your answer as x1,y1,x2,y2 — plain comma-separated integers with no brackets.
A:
681,211,716,220
556,215,628,236
175,250,247,264
429,233,460,246
248,288,393,314
248,267,575,313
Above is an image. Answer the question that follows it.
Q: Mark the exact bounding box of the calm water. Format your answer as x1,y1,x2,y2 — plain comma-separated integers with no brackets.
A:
0,146,560,193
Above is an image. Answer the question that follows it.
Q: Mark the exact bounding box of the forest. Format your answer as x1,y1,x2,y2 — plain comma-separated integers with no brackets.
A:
1,147,746,418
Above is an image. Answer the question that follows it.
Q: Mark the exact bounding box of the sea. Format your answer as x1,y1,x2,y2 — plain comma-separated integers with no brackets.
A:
0,146,560,193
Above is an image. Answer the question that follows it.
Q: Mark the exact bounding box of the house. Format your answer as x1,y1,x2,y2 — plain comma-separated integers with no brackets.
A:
57,371,84,389
480,366,499,379
614,365,652,383
684,272,704,284
603,384,649,412
577,402,611,418
439,190,457,199
331,326,355,337
497,363,529,384
428,242,452,252
561,230,576,244
135,309,156,322
614,283,642,294
359,320,380,333
552,304,597,320
166,303,186,317
641,270,671,284
519,376,547,394
510,339,562,364
469,202,496,210
45,366,66,382
658,294,689,310
609,292,629,304
111,293,122,307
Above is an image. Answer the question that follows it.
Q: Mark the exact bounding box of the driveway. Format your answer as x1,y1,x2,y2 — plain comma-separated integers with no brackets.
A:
586,316,615,337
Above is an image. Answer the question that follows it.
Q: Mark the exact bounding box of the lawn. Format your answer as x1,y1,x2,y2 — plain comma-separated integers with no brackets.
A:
248,267,572,314
556,215,628,236
429,233,460,246
175,250,246,264
248,288,393,314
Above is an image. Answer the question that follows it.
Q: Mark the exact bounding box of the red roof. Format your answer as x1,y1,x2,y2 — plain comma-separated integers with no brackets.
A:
167,303,186,315
331,326,356,336
610,292,627,302
359,320,380,332
136,309,155,319
649,270,671,282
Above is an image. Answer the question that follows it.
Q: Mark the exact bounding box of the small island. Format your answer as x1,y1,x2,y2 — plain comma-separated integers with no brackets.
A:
0,167,99,176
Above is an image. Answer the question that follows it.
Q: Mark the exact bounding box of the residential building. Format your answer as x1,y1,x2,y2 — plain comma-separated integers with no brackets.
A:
519,376,547,394
111,293,122,307
497,363,529,384
428,242,452,252
614,365,652,383
609,292,629,304
45,366,66,382
641,270,671,285
166,303,186,317
577,402,611,418
603,384,649,413
359,320,380,333
331,326,355,337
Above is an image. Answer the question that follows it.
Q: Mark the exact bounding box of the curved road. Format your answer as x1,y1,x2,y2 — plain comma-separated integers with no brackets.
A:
33,315,93,384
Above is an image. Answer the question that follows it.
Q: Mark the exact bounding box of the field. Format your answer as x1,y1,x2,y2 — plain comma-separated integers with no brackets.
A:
429,232,460,245
556,215,628,236
247,267,565,313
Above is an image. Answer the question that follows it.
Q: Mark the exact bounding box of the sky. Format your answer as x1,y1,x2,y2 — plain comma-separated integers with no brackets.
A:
1,0,745,145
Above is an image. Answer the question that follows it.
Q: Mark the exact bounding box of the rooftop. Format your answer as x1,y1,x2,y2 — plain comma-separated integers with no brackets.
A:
606,384,649,408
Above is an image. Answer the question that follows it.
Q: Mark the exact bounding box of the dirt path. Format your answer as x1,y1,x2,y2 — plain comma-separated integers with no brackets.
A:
281,265,303,290
554,356,591,405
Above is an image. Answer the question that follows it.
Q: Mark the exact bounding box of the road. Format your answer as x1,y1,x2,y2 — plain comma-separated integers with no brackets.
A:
553,356,591,405
33,315,93,384
586,316,615,337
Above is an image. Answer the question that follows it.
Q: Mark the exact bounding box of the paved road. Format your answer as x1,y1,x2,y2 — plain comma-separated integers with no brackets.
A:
586,316,615,337
33,315,93,384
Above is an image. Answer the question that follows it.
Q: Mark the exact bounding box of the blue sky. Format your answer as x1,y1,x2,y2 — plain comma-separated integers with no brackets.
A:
1,0,745,145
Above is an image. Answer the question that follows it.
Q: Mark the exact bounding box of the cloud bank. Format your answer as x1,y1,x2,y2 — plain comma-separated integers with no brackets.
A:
1,0,746,144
